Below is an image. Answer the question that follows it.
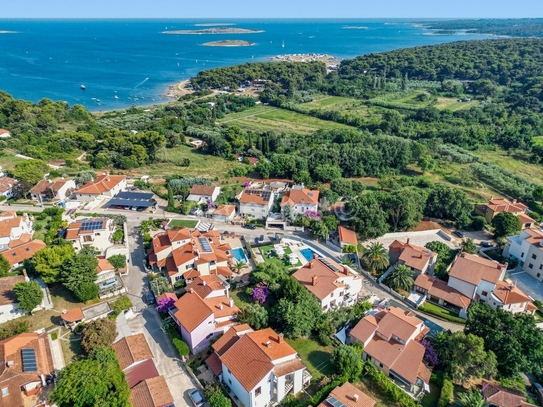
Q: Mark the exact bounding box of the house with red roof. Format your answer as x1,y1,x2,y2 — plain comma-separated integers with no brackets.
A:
475,197,535,229
504,228,543,281
204,326,310,407
338,226,358,249
186,185,220,204
0,129,11,139
280,185,319,216
389,238,437,276
239,189,274,219
65,217,115,252
212,204,236,223
350,307,431,397
318,382,376,407
30,178,75,202
481,380,538,407
0,177,17,199
74,174,126,202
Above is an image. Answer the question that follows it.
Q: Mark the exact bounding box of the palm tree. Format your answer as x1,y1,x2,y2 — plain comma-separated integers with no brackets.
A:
361,242,389,274
453,390,489,407
342,257,354,267
234,261,245,273
385,264,414,292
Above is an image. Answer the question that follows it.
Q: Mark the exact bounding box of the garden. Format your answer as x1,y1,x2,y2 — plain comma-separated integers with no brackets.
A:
258,244,302,267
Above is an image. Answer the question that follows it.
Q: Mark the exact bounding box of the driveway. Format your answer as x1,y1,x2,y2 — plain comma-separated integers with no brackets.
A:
122,220,196,407
507,269,543,302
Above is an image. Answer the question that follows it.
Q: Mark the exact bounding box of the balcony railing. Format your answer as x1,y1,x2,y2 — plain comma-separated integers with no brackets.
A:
284,381,294,395
303,370,312,385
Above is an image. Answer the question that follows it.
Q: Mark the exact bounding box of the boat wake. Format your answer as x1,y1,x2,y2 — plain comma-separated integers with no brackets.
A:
135,77,149,88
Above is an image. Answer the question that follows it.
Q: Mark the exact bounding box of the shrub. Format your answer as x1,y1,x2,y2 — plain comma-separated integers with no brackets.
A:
418,304,466,324
362,361,417,407
438,376,453,407
110,296,132,316
172,337,189,357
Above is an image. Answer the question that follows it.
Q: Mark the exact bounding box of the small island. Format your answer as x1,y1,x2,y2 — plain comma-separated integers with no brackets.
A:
342,26,369,30
202,40,255,47
162,27,263,35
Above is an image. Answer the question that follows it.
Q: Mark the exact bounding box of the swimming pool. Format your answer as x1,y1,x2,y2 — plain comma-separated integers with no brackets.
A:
232,247,248,264
300,247,320,262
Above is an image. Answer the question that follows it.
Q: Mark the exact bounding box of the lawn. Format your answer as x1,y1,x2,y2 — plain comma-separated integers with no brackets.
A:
230,288,251,309
258,244,302,267
168,219,199,229
60,330,85,363
419,302,465,324
285,337,335,381
434,97,478,111
421,380,441,407
0,149,25,170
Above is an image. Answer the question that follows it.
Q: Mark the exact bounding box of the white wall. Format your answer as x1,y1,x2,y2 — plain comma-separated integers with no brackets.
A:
0,303,25,324
475,280,497,302
447,276,477,299
221,364,253,407
240,203,271,219
187,312,215,352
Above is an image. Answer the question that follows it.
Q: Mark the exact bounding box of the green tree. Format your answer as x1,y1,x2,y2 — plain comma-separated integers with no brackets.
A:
74,282,99,303
322,215,340,232
80,318,117,354
0,254,11,277
361,242,390,274
425,241,451,260
13,159,50,185
418,155,436,172
33,244,75,283
310,220,329,240
332,345,363,380
107,254,126,271
448,332,497,384
492,212,522,238
59,254,98,293
385,264,414,292
14,281,43,314
205,384,232,407
238,303,269,329
462,238,478,254
453,390,489,407
251,263,290,291
381,190,425,231
533,186,543,203
282,203,294,224
149,276,171,297
49,346,130,407
167,183,175,210
425,184,472,222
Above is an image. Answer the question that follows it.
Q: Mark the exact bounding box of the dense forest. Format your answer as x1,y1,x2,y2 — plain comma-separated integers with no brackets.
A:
419,18,543,38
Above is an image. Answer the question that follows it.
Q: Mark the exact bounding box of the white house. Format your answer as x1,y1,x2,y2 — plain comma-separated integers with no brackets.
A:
280,185,319,216
205,326,311,407
504,228,543,281
186,185,220,204
0,211,33,249
0,276,27,324
30,178,76,202
239,189,274,219
292,255,363,311
337,226,358,249
0,129,11,138
170,288,239,353
74,174,126,202
212,205,236,223
65,218,115,252
96,257,116,284
0,177,17,199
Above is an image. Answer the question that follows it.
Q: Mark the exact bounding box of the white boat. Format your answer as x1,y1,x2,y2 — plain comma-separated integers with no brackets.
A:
80,84,86,90
114,95,119,99
282,40,285,48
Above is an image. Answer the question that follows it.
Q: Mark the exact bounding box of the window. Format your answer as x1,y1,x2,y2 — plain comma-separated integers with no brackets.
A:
379,362,383,368
538,273,541,278
540,264,543,270
229,379,232,385
1,387,8,397
529,263,534,269
481,291,488,296
533,254,538,260
175,276,183,281
255,387,262,397
521,252,525,258
83,235,93,242
330,292,334,298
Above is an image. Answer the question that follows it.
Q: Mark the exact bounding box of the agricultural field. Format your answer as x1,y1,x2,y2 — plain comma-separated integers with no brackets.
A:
218,105,354,134
0,149,25,171
477,149,543,186
434,96,478,111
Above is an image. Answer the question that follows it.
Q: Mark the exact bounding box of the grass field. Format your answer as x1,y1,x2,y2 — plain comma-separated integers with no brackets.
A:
0,149,25,170
218,105,354,134
285,337,335,381
477,149,543,186
434,97,478,111
168,219,198,229
258,244,302,267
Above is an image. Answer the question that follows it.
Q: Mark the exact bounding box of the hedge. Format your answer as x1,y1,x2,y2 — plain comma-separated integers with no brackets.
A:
437,376,453,407
418,305,466,324
172,337,190,357
362,362,418,407
110,296,132,317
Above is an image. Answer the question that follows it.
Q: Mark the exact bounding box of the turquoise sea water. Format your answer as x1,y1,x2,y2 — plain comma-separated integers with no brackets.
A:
0,19,488,111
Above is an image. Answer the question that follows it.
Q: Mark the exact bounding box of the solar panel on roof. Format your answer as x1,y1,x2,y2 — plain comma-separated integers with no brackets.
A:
81,220,103,231
199,237,212,253
21,348,37,372
326,396,347,407
246,189,271,201
321,258,340,272
115,191,154,200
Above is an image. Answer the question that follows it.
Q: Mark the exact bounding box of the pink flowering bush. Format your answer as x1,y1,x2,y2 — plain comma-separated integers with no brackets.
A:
251,285,270,304
303,210,321,221
243,182,251,188
156,297,175,314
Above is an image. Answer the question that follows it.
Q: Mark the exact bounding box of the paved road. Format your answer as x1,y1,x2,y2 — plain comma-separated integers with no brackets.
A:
122,220,196,407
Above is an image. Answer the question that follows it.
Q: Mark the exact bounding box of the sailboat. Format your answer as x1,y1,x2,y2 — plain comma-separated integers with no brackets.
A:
282,40,285,48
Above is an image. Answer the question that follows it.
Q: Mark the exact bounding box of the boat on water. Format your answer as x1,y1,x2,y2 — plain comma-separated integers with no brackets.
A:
91,98,97,101
80,84,86,90
95,99,100,103
282,40,285,48
114,95,119,99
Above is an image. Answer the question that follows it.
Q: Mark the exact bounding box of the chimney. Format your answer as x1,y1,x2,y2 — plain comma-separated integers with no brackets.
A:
219,303,223,310
229,298,234,308
308,261,314,269
189,288,194,294
313,254,319,260
278,333,284,344
406,238,410,244
6,361,13,367
343,266,350,276
266,341,271,348
353,394,359,402
312,275,318,286
512,199,517,204
202,280,207,286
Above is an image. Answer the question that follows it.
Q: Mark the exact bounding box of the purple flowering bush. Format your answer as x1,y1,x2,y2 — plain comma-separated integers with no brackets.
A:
303,210,321,221
421,339,439,366
156,297,175,314
243,182,252,188
251,285,270,304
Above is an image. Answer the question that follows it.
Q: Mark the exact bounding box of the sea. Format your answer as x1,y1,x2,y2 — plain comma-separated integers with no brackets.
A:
0,19,489,112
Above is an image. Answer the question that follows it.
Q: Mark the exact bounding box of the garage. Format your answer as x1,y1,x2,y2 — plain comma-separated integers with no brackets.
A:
107,191,157,211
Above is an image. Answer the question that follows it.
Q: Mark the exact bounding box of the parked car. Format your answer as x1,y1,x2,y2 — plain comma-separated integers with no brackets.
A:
146,291,155,304
480,241,494,248
243,224,256,230
190,208,203,216
259,234,264,242
188,389,204,407
453,230,466,238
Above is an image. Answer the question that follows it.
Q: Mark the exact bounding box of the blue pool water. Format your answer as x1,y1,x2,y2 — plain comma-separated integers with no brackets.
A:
300,248,320,262
232,247,248,264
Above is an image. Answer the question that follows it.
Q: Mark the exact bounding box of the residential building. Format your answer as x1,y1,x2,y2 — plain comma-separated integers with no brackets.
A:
96,257,116,284
0,332,55,407
318,382,376,407
74,174,127,201
338,226,358,249
147,228,234,284
475,197,535,228
389,239,437,276
65,217,115,252
292,255,363,311
156,292,178,304
185,274,230,299
414,252,534,317
280,185,319,216
0,276,27,324
504,228,543,281
350,307,431,397
0,177,17,199
0,129,11,138
170,288,239,353
239,189,274,219
186,185,220,204
212,205,236,223
205,326,311,407
61,302,113,329
0,212,33,249
112,334,174,407
481,380,538,407
30,178,76,202
1,240,46,270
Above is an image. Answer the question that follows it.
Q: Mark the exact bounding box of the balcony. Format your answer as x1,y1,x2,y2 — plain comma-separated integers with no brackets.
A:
303,370,312,385
284,381,294,395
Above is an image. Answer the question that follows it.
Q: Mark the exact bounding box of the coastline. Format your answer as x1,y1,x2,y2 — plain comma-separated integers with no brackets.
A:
202,40,255,47
162,28,264,35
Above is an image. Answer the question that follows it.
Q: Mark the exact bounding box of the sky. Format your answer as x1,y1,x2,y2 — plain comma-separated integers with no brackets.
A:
2,0,542,19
